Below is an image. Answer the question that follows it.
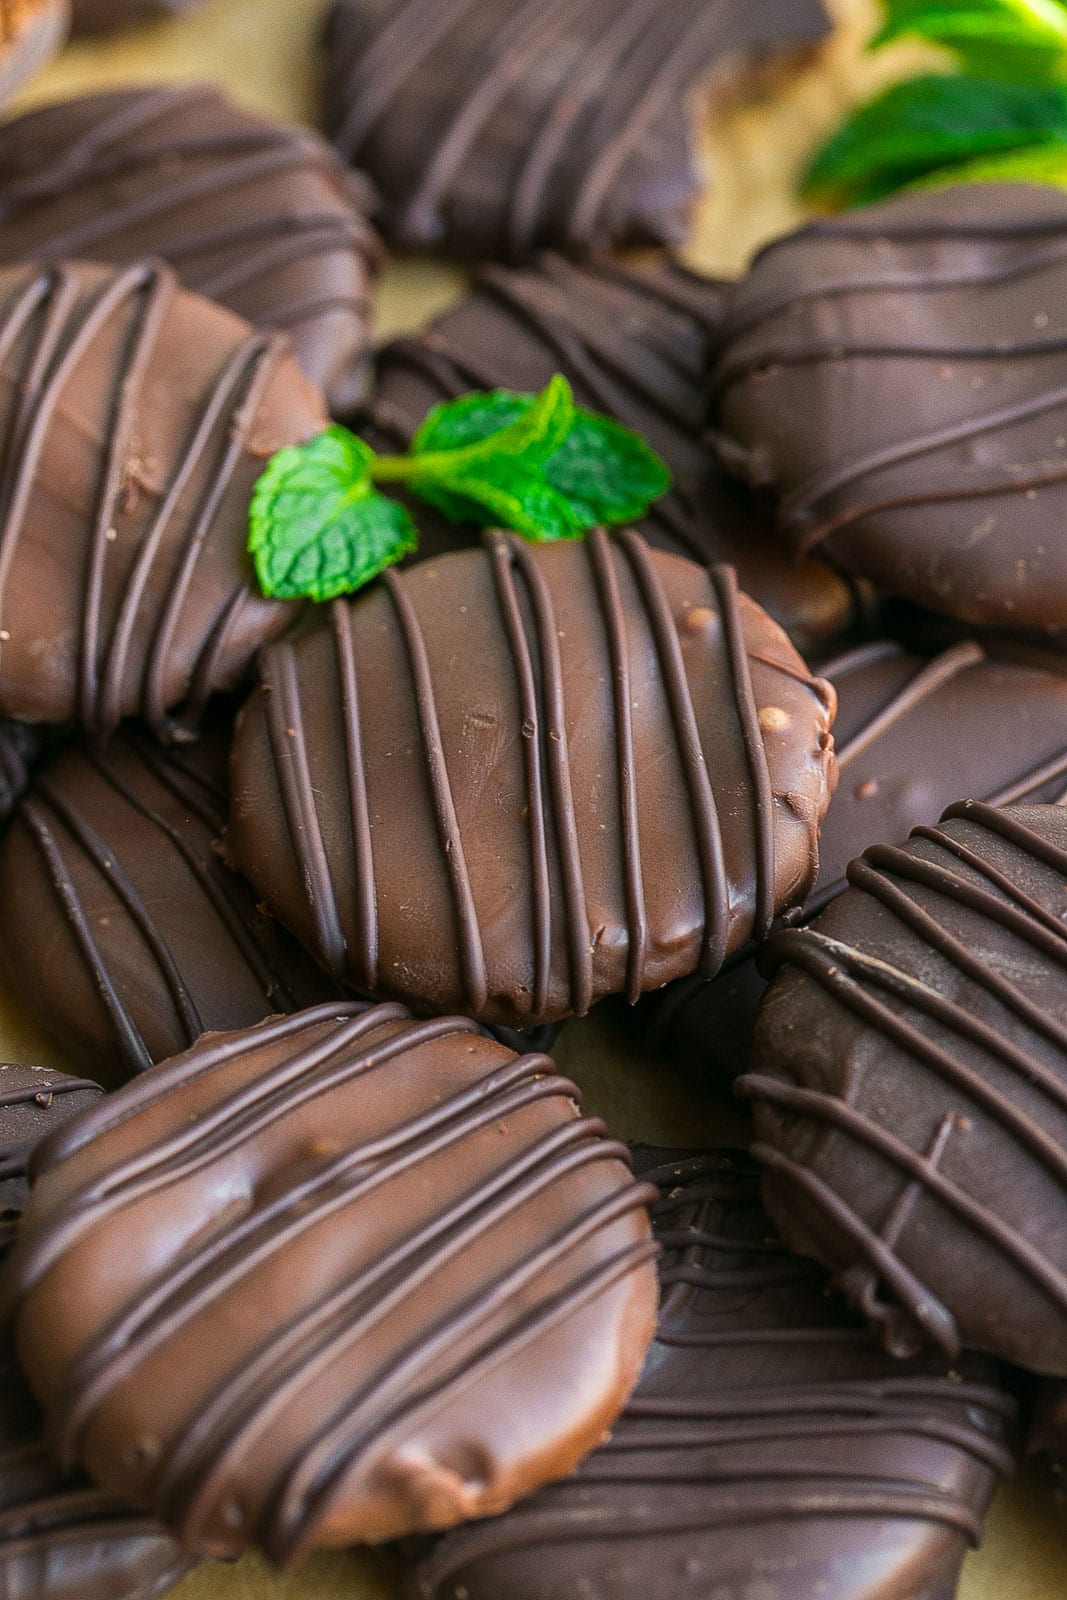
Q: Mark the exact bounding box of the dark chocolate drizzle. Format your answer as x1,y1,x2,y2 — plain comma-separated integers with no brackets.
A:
7,726,332,1078
0,85,382,403
321,0,828,259
741,800,1067,1361
253,531,797,1020
406,1150,1014,1600
7,1002,658,1567
0,260,305,735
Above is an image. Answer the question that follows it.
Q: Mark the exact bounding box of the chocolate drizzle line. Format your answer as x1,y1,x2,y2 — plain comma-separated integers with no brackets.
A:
0,261,296,736
255,532,785,1017
13,731,311,1076
741,801,1067,1358
7,1002,658,1567
407,1151,1014,1599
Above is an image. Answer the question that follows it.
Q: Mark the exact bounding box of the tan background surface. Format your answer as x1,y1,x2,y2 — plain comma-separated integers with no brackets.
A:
5,0,1066,1592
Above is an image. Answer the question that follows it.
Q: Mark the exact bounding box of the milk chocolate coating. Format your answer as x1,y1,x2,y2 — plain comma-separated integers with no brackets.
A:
69,0,195,34
0,86,383,409
362,253,857,653
0,260,324,735
744,801,1067,1373
645,638,1067,1085
0,717,43,821
319,0,829,261
0,0,68,105
0,723,338,1085
4,1001,659,1563
712,182,1067,638
0,1062,102,1253
405,1148,1015,1600
0,1064,192,1600
228,532,837,1027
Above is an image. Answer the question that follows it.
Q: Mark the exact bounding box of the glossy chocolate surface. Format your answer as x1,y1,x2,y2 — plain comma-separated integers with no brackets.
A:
0,86,382,408
5,1002,659,1563
0,722,338,1084
745,801,1067,1373
228,533,836,1027
363,253,856,652
320,0,829,260
406,1148,1014,1600
713,182,1067,638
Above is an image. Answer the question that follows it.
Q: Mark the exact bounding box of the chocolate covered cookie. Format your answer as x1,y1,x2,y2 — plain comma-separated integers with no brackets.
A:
713,183,1067,638
320,0,829,261
4,1002,658,1563
744,800,1067,1373
0,86,383,409
405,1148,1014,1600
0,723,337,1084
363,253,856,652
0,0,67,105
228,532,837,1028
0,260,324,735
646,639,1067,1084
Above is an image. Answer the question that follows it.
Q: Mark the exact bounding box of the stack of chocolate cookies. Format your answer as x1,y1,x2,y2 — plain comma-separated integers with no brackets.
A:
0,5,1066,1600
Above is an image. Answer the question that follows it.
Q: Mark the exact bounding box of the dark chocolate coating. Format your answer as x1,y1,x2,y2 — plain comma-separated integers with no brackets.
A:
0,86,383,409
319,0,829,261
4,1001,659,1564
0,723,338,1085
362,253,856,653
0,260,324,735
0,1064,192,1600
0,1062,101,1253
227,531,837,1028
405,1148,1015,1600
712,182,1067,638
645,639,1067,1085
0,0,67,106
69,0,195,34
744,800,1067,1373
0,717,43,822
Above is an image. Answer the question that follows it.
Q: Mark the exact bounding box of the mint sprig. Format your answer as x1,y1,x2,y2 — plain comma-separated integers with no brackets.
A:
874,0,1067,80
803,0,1067,209
803,75,1067,207
248,376,672,603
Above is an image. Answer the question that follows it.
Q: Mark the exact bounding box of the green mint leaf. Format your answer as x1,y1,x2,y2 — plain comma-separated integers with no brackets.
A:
913,138,1067,186
410,374,575,471
802,75,1067,207
416,456,586,541
873,0,1067,81
249,425,417,601
401,387,671,528
545,413,672,526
